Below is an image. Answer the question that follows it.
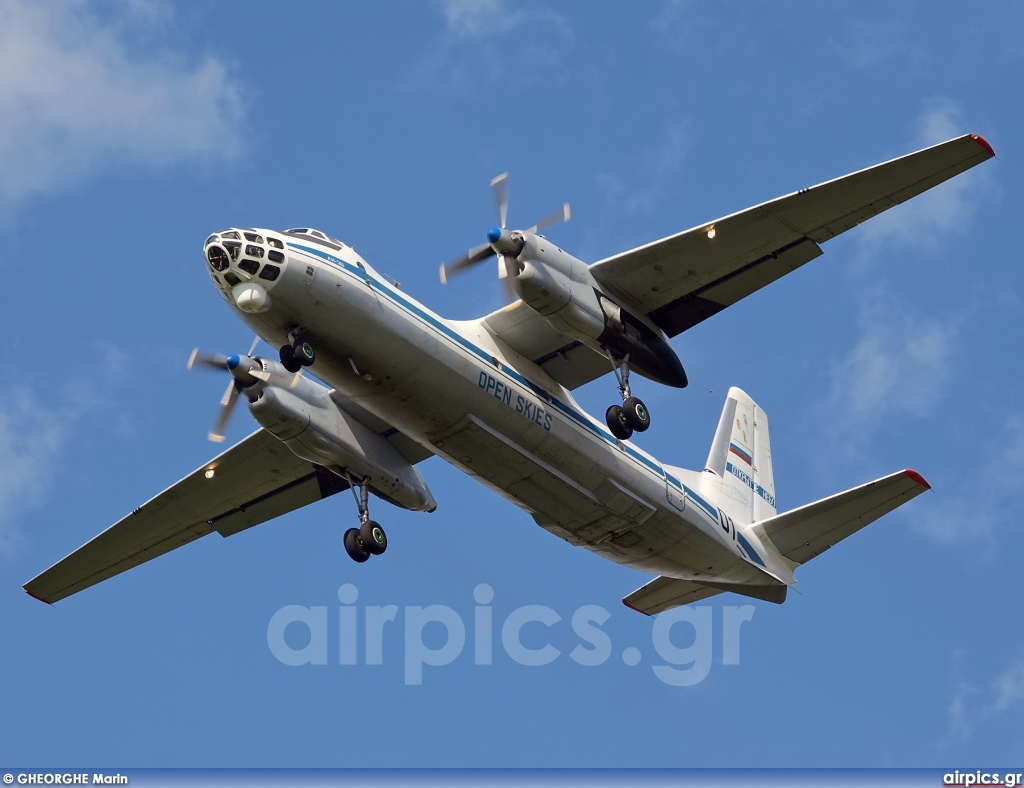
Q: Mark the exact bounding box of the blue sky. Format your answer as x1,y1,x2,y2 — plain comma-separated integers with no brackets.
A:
1,0,1022,768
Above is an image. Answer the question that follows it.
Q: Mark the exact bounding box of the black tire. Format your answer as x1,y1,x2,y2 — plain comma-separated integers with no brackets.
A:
279,343,302,373
360,520,387,555
605,405,633,441
293,339,316,367
344,528,370,563
622,397,651,432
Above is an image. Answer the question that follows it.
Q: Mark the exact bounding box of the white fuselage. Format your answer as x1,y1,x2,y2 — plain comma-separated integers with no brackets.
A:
208,229,782,588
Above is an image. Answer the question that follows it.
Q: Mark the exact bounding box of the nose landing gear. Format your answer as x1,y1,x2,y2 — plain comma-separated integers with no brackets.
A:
342,474,388,563
604,355,650,442
279,331,315,373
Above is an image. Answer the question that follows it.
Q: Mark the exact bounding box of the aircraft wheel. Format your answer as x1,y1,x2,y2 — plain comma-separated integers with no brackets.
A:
279,343,302,373
360,520,387,555
344,528,370,563
605,405,633,441
293,338,316,367
622,397,651,432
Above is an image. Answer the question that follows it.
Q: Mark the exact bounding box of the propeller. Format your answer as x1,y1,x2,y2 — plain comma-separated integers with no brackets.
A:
187,336,267,442
439,173,570,293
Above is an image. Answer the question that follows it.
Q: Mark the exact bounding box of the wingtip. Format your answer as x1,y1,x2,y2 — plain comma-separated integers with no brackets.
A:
438,264,447,285
622,598,652,616
903,469,931,490
970,134,995,158
24,586,53,605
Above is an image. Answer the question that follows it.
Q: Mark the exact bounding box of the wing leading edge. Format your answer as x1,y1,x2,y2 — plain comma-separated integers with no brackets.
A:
24,428,348,604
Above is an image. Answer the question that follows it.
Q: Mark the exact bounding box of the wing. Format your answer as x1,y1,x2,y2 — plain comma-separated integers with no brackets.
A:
481,302,609,390
623,575,724,616
481,134,994,390
24,429,348,604
754,469,931,566
592,133,994,337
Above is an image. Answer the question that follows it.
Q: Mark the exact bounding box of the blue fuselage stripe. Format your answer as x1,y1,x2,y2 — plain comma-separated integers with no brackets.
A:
287,242,674,482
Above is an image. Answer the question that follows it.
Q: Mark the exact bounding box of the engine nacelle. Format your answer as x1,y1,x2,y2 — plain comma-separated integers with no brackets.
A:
247,370,436,512
513,235,687,388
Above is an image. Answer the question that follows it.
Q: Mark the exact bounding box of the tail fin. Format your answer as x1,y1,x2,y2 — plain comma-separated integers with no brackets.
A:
705,387,776,523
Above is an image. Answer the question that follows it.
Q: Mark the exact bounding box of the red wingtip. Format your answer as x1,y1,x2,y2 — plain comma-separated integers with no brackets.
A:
24,587,53,605
622,598,652,616
970,134,995,158
903,469,931,490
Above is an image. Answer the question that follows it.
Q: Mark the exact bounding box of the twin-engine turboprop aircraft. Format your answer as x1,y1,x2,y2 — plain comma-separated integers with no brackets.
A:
26,134,994,614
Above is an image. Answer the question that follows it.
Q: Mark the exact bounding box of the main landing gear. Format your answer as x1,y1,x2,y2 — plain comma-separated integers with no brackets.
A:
343,475,388,563
605,355,651,442
279,331,315,373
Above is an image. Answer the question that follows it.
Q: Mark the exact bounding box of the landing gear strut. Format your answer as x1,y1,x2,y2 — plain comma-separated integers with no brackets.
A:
279,331,315,373
343,474,387,563
604,354,650,441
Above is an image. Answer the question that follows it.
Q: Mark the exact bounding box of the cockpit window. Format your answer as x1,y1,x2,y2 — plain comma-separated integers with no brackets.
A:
245,244,265,259
267,237,283,249
238,259,260,275
268,250,284,263
223,240,241,261
259,265,281,281
221,231,241,240
243,232,263,243
282,228,343,251
205,234,219,247
207,245,229,272
224,271,241,287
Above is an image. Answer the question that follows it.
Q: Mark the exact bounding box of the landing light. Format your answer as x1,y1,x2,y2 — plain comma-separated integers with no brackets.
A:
706,226,716,239
205,469,216,479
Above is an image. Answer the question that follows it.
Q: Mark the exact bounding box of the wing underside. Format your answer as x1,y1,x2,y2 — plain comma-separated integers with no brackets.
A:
24,429,348,604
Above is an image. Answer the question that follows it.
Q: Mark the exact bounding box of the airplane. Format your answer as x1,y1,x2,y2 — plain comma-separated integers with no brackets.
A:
25,133,994,614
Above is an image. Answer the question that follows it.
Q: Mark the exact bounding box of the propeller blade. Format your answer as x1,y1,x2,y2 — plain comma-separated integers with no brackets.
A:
491,172,509,229
439,243,496,284
188,348,228,371
210,381,241,442
526,203,571,235
247,335,261,356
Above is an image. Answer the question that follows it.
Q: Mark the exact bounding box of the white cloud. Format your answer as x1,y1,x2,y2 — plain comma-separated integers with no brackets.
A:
594,118,692,217
859,101,996,251
993,657,1024,713
649,0,713,53
408,0,572,92
826,291,956,424
912,416,1024,547
944,653,1024,743
0,0,243,206
829,18,929,72
0,391,65,554
0,344,130,555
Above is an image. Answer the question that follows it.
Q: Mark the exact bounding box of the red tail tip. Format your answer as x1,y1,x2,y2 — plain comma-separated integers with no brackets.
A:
903,469,931,490
970,134,995,157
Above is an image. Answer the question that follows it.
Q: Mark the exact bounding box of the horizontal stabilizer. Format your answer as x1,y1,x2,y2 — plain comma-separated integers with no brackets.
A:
756,469,930,565
623,576,723,616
